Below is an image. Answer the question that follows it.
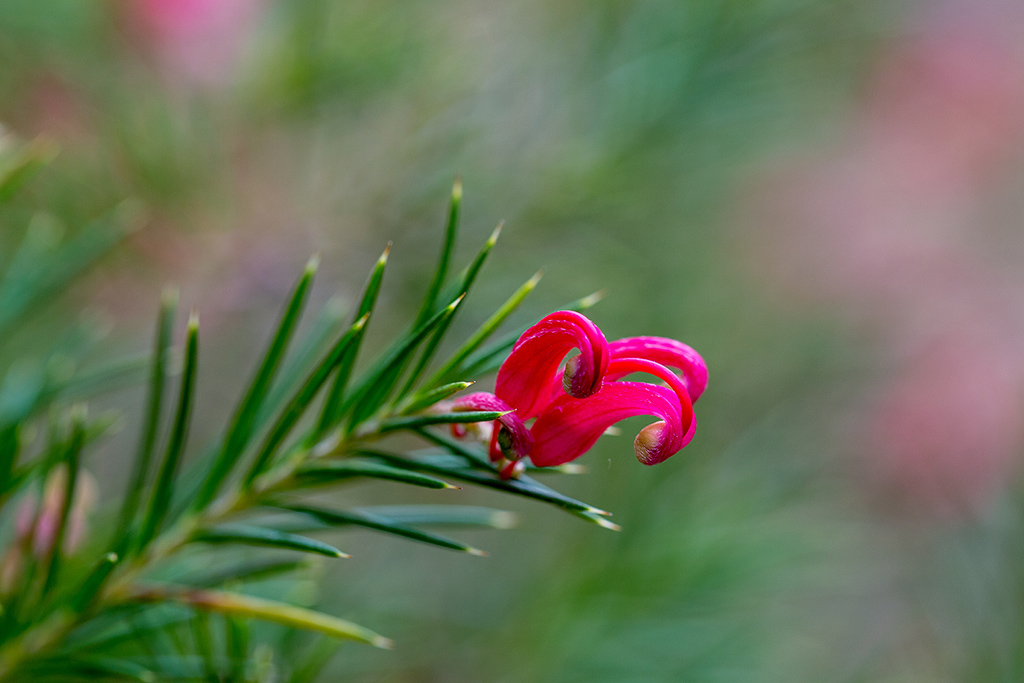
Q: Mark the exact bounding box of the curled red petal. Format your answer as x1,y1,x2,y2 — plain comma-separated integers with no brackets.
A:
608,336,708,402
530,381,691,467
453,392,533,462
495,311,609,419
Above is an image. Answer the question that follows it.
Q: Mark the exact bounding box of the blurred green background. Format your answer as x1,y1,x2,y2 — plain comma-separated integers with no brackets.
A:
5,0,1024,680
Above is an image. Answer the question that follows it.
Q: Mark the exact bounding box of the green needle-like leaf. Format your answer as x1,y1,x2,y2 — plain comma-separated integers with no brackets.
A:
243,314,368,484
72,552,120,613
192,559,309,588
191,524,348,558
316,245,390,437
278,503,486,555
376,410,506,434
260,296,348,424
130,586,393,648
400,223,502,395
413,178,461,328
193,258,318,510
399,381,474,415
118,289,177,546
355,505,517,529
358,448,610,518
294,459,456,490
426,270,542,387
137,314,199,550
343,296,464,430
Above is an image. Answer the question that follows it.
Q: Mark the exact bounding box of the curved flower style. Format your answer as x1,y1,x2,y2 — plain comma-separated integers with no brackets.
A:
607,336,708,403
495,311,609,419
452,311,707,477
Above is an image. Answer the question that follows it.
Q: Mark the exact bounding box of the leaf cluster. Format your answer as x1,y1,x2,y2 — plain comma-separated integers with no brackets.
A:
0,148,608,682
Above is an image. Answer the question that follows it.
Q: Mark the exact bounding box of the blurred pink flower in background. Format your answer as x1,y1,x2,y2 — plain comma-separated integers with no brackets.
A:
130,0,263,85
751,0,1024,513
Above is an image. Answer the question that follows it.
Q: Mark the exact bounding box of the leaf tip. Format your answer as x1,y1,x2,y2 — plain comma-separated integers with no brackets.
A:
491,511,518,529
374,635,396,650
467,547,488,557
451,176,463,202
579,290,606,309
305,253,321,275
487,221,503,246
379,242,392,263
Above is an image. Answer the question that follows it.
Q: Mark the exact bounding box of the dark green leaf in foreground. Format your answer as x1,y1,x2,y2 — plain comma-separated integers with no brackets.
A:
413,178,461,328
426,270,542,387
376,410,507,434
358,447,612,520
342,296,464,429
277,503,486,555
129,586,393,648
118,289,177,547
399,381,475,415
191,524,348,559
243,314,369,485
316,245,390,437
137,315,199,550
194,257,318,511
356,505,517,529
294,459,456,490
401,223,502,395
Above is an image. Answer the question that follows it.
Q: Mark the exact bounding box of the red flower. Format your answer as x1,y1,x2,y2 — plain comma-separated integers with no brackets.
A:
452,312,707,477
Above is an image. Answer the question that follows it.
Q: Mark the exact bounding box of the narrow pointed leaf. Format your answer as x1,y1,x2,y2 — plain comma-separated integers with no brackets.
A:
295,459,456,490
359,448,610,517
376,410,507,434
131,586,393,648
260,296,348,424
192,524,347,558
414,178,460,327
193,559,309,588
399,381,474,415
194,258,318,510
344,296,464,429
138,315,199,549
243,314,368,484
356,505,517,529
316,245,389,436
400,223,501,394
427,271,542,386
72,552,120,613
278,503,485,555
118,289,177,543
